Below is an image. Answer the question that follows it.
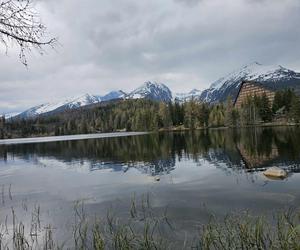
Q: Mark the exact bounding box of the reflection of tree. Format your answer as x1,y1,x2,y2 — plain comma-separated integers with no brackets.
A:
236,128,279,169
273,127,300,162
0,146,7,162
235,127,300,172
0,134,178,175
1,127,300,175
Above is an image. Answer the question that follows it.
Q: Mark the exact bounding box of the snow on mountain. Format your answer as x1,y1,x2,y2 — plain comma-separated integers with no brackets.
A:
17,94,103,119
174,89,202,102
15,90,128,119
200,62,300,103
101,90,126,102
127,81,173,102
3,112,20,119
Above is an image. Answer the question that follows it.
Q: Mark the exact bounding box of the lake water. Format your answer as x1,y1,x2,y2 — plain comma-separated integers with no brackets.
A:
0,127,300,245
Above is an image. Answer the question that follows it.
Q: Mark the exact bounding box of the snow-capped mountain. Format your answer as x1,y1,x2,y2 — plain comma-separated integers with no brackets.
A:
16,90,129,119
13,83,173,119
126,81,173,102
174,89,202,102
17,94,103,119
199,62,300,103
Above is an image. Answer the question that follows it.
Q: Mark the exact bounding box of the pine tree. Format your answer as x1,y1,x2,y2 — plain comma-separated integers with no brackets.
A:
184,100,195,129
199,103,210,127
158,103,172,129
224,96,234,127
272,91,283,113
289,95,300,123
259,93,272,122
240,96,255,125
209,105,225,127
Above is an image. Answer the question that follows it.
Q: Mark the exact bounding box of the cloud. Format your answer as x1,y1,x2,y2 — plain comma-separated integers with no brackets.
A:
173,0,202,7
0,0,300,113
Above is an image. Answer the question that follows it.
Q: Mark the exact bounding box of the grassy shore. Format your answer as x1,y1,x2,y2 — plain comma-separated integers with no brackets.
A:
0,195,299,249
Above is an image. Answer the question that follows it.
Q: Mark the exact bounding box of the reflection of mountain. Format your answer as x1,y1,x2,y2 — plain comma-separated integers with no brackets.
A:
89,158,176,176
128,159,176,176
237,144,279,169
1,127,300,176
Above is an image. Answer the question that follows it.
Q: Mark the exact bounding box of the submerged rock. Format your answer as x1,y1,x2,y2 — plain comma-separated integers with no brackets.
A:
263,167,287,178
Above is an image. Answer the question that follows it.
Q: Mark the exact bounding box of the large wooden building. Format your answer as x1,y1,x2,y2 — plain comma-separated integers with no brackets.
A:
234,81,276,108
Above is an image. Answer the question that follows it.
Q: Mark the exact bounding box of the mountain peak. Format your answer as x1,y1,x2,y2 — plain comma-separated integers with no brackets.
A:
142,81,169,89
128,81,172,102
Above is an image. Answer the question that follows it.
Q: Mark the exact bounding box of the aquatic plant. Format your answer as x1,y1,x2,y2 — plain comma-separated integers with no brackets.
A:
0,187,299,249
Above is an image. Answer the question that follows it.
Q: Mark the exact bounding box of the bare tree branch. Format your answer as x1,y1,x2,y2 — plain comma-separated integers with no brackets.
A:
0,0,57,66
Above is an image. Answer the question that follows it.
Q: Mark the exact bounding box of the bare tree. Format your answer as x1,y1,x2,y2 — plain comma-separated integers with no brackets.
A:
0,0,56,65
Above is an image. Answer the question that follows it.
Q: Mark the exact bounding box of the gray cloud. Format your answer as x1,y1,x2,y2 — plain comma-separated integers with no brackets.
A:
1,0,300,114
173,0,202,7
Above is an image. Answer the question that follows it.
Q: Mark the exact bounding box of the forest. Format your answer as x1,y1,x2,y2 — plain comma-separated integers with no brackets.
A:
1,89,300,139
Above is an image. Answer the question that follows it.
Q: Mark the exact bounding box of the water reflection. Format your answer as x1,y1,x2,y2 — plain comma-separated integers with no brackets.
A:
0,127,300,240
1,127,300,175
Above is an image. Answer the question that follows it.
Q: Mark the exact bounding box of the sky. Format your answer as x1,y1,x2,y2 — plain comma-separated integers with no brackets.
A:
1,0,300,114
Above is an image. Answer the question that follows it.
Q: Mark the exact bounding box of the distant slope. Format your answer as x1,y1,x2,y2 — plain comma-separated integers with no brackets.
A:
16,91,127,119
16,94,103,119
174,89,202,102
200,62,300,103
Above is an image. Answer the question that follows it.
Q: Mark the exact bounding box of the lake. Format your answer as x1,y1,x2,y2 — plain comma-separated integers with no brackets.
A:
0,127,300,246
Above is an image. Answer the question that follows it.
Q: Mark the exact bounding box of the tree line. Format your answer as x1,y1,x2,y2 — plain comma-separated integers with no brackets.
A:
1,89,300,139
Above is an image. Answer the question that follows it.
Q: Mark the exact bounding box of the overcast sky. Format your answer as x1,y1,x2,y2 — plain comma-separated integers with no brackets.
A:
1,0,300,114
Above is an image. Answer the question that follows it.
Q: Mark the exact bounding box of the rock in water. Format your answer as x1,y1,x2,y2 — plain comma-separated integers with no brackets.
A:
155,176,160,181
263,167,287,178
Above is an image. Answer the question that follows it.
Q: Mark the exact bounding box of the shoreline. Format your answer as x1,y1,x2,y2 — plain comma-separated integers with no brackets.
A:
159,122,300,132
1,123,299,144
0,131,148,145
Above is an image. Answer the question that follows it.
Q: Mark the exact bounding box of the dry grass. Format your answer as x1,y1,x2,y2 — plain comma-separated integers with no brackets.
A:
0,188,299,249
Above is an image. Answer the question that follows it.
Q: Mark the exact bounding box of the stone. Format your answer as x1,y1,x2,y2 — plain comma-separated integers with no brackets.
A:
263,167,287,178
154,176,160,181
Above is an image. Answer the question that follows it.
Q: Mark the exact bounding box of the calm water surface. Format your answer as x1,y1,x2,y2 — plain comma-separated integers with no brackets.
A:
0,127,300,241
